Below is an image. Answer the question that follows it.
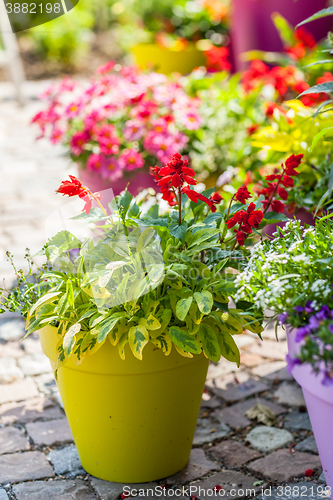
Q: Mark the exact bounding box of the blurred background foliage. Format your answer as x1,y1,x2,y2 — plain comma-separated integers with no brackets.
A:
13,0,230,78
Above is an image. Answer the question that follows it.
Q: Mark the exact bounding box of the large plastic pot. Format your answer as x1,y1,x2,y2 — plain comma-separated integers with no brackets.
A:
231,0,332,71
39,325,209,483
131,43,206,75
78,167,157,198
287,326,333,489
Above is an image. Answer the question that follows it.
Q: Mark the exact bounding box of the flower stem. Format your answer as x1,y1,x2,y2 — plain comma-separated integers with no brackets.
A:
92,193,108,217
178,187,182,226
263,166,286,214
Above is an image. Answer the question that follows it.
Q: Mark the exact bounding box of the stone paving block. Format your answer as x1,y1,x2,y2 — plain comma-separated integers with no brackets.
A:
248,340,288,361
261,325,286,341
0,357,23,383
214,371,250,390
48,445,85,476
206,361,237,380
0,319,25,342
0,397,63,425
295,436,318,454
0,490,8,500
193,418,230,446
200,394,220,409
0,378,39,404
0,426,30,455
0,341,24,358
212,378,268,402
247,449,322,482
34,373,58,395
258,482,329,500
212,398,286,430
208,440,260,467
318,471,327,484
240,353,264,368
284,410,312,431
234,334,255,349
251,361,292,381
90,478,158,500
166,449,219,485
22,336,43,354
246,426,293,453
193,470,264,500
274,383,306,407
0,451,55,483
26,418,73,447
18,353,52,376
13,479,96,500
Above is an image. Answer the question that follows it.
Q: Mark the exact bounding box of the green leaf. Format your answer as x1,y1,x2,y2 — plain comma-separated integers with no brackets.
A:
217,331,240,366
139,314,161,331
168,326,201,354
128,202,140,218
66,280,74,308
56,293,69,316
310,127,333,151
194,291,213,315
108,319,128,346
117,190,133,218
297,7,333,27
298,81,333,97
71,208,105,222
128,325,149,360
29,291,62,315
92,316,123,343
63,323,81,357
272,13,295,46
198,323,221,362
168,221,188,244
262,212,289,224
176,296,193,321
137,227,156,253
150,308,172,337
151,333,172,354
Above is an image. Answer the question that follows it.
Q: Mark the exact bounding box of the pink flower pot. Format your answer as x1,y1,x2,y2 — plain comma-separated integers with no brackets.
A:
78,167,157,198
263,207,316,238
231,0,332,71
287,327,333,489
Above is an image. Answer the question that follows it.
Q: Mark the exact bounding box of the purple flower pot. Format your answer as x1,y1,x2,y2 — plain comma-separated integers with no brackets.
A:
78,167,157,198
263,207,316,238
287,327,333,488
231,0,332,71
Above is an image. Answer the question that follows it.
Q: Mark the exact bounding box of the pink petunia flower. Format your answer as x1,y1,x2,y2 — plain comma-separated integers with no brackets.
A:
87,153,104,172
119,149,144,171
70,131,90,156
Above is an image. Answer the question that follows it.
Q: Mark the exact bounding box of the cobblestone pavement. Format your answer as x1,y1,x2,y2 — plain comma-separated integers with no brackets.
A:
0,84,329,500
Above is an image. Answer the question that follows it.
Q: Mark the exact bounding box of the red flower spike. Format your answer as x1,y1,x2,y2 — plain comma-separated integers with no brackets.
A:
304,469,313,477
182,186,216,212
277,186,289,200
210,192,223,204
56,175,89,198
236,231,246,246
281,175,294,188
235,186,251,204
271,200,285,213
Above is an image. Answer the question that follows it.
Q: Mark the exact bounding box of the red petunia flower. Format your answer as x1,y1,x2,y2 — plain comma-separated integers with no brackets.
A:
235,186,251,204
56,175,89,198
204,46,231,73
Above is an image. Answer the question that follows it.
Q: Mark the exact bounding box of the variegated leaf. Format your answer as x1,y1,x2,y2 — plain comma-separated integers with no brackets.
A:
128,325,149,360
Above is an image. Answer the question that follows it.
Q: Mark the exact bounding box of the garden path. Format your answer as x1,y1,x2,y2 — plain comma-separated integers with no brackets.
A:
0,82,329,500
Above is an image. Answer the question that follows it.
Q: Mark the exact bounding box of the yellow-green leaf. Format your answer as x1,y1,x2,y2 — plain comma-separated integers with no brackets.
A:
194,291,213,315
150,309,172,337
189,302,203,325
176,296,193,321
137,227,156,253
108,319,129,346
151,333,172,355
118,331,129,360
198,324,221,362
139,314,161,331
128,325,149,360
63,322,81,357
217,331,240,366
29,291,61,315
168,326,201,354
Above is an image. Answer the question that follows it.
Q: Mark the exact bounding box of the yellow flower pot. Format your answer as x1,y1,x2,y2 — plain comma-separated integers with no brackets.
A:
39,325,209,482
131,43,206,75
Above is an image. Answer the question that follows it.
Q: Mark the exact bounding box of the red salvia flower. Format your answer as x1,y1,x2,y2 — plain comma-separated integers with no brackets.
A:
182,186,216,212
236,231,246,246
227,203,264,235
56,175,89,198
271,200,285,213
210,192,223,205
235,186,251,204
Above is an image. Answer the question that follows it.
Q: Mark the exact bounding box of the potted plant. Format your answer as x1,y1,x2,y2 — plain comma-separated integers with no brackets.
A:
230,0,331,71
235,216,333,489
1,151,299,483
31,63,204,197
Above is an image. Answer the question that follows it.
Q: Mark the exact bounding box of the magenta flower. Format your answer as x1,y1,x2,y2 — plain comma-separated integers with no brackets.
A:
181,112,203,130
70,131,90,156
123,120,145,141
50,128,63,144
119,149,144,171
101,157,123,182
65,101,83,118
87,153,104,173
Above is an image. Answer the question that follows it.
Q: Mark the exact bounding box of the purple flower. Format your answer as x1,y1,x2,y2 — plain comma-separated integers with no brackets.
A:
309,315,319,331
316,305,330,321
322,371,333,387
329,324,333,334
295,325,311,342
286,354,301,373
305,301,315,313
294,306,304,313
278,312,288,325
